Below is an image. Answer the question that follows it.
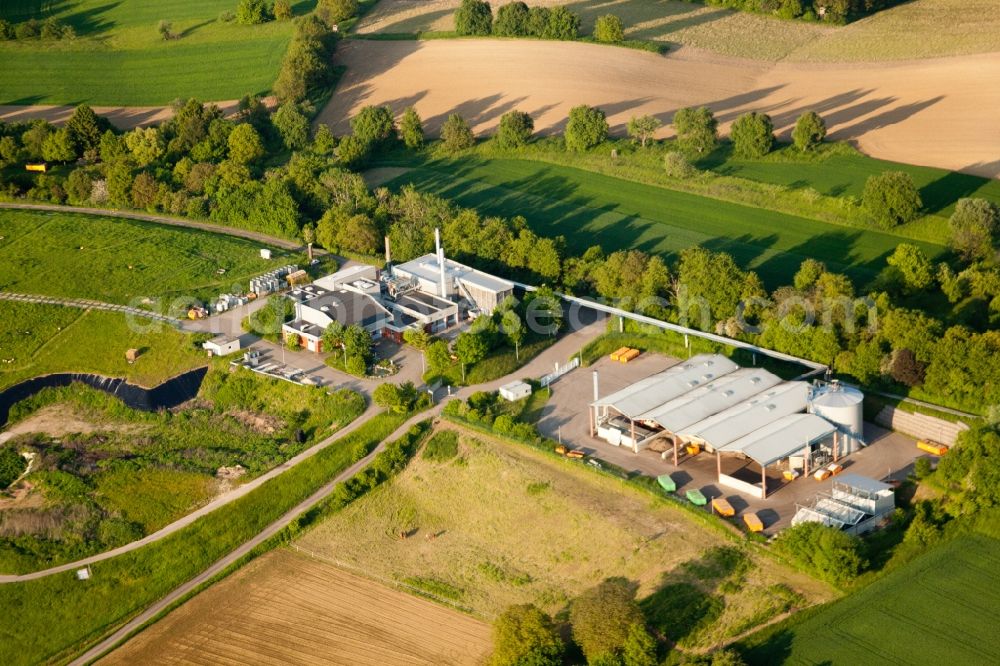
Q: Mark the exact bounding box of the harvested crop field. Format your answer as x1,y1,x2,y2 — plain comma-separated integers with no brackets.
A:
323,39,1000,177
356,0,1000,63
296,428,834,648
101,548,492,665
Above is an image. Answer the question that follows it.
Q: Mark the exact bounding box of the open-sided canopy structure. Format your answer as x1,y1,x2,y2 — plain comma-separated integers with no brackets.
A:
717,413,836,468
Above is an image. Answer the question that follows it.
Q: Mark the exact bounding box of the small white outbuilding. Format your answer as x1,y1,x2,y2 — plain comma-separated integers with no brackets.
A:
203,337,241,357
499,380,532,402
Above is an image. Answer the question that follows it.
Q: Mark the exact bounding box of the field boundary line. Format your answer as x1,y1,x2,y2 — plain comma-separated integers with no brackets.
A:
0,292,182,326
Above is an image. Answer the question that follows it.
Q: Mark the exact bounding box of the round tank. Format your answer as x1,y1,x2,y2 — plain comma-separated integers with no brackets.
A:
810,382,864,444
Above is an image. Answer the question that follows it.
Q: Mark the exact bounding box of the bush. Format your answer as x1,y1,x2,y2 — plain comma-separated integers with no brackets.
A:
730,111,774,158
0,448,26,489
422,431,459,462
399,107,424,149
863,171,922,228
949,197,999,262
272,103,310,150
236,0,271,25
336,134,371,169
773,522,866,584
350,105,396,147
570,579,644,661
455,0,493,36
441,113,475,152
544,6,579,39
493,1,530,37
565,105,608,152
273,0,292,20
317,0,359,25
496,110,534,149
664,151,697,179
593,14,624,43
792,110,826,151
673,106,718,156
914,456,932,480
491,604,564,666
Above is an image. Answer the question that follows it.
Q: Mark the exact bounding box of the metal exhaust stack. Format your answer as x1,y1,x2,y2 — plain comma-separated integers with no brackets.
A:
384,235,392,268
592,370,599,402
435,228,448,299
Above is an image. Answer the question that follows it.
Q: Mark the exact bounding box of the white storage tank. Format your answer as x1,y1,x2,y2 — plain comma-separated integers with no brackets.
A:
810,381,864,452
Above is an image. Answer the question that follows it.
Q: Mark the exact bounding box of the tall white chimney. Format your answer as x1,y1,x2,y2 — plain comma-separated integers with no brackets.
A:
592,371,600,402
435,227,448,298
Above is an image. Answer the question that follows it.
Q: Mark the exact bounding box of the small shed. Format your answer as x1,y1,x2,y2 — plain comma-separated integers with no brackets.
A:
203,337,241,357
499,380,532,402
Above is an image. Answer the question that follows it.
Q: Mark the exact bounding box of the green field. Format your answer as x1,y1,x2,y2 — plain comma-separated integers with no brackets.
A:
0,301,206,390
741,529,1000,664
385,155,948,289
0,210,293,305
0,0,315,105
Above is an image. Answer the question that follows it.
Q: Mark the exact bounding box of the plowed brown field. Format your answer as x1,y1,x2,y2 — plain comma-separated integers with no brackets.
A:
100,548,491,665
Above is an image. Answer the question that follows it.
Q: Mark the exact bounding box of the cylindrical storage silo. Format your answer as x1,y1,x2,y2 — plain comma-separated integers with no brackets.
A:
810,383,865,453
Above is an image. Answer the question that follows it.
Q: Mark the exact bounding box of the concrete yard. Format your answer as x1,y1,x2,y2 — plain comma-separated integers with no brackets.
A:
537,354,923,534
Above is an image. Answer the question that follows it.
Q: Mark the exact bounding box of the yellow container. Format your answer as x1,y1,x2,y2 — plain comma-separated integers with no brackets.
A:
713,498,735,517
917,440,949,456
685,444,701,456
744,513,764,532
610,346,630,362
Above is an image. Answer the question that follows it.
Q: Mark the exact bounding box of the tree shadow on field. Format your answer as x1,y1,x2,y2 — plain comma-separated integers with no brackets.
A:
179,19,214,39
919,169,990,215
424,93,529,135
62,1,119,38
753,228,874,290
565,0,730,41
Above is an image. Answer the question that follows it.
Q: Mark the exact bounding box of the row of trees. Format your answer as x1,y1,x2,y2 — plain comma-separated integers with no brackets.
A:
274,13,339,103
456,0,581,40
702,0,902,24
0,16,75,40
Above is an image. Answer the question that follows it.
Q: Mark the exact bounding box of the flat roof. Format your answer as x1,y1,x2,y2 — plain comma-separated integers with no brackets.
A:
393,290,455,316
314,264,378,290
716,412,836,467
302,289,389,327
834,473,893,495
592,354,739,419
678,381,811,449
394,254,513,294
637,368,782,433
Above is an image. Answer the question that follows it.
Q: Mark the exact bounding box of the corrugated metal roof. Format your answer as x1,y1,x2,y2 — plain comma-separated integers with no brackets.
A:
591,354,739,419
394,254,513,294
834,473,893,495
716,412,836,467
637,367,783,432
678,381,811,449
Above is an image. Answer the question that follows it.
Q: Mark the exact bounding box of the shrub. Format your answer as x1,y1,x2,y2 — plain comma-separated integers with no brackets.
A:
773,522,866,584
273,0,292,20
570,579,644,661
272,103,310,150
236,0,271,25
336,134,370,168
673,106,718,156
593,14,624,43
664,151,697,179
491,604,564,666
792,110,826,151
863,171,922,228
627,114,662,148
544,6,579,39
493,1,530,37
730,111,774,158
914,456,932,480
399,107,424,149
422,431,459,462
455,0,493,36
317,0,359,25
441,114,475,152
496,110,534,149
565,105,608,151
0,448,26,489
350,105,396,147
949,198,999,262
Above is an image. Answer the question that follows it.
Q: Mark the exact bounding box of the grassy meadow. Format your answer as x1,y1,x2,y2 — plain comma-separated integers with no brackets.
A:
0,209,292,305
296,428,834,648
0,301,206,390
0,0,316,105
739,526,1000,664
383,150,950,289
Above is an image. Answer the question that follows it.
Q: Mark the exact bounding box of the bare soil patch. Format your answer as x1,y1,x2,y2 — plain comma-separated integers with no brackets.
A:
322,39,1000,177
101,548,492,666
0,405,143,444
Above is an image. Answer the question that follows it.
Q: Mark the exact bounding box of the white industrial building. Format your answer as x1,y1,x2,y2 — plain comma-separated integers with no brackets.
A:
588,357,866,500
792,474,895,535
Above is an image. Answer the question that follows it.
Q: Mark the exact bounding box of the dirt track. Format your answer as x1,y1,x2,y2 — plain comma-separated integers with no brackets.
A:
320,39,1000,177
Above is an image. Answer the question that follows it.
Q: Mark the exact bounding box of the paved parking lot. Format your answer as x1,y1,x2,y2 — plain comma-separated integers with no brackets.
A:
537,353,923,534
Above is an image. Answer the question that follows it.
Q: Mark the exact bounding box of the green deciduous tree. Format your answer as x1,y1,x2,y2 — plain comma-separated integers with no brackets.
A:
351,105,396,147
124,127,165,166
496,110,534,149
949,197,999,262
273,0,292,20
621,622,657,666
565,105,608,151
66,104,105,154
490,604,564,666
336,134,371,169
627,114,661,148
593,14,624,43
570,579,644,662
492,1,529,36
455,331,488,367
318,0,359,24
442,113,475,152
773,522,866,584
730,111,774,158
373,381,419,413
312,124,337,155
272,102,311,150
227,123,264,164
236,0,270,25
863,171,922,228
792,110,826,151
673,106,717,157
544,6,579,39
41,127,75,162
0,448,26,489
399,107,424,149
455,0,493,36
886,243,934,293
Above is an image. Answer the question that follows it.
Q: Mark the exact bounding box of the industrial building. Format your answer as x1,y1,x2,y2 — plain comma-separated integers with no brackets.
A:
792,474,895,535
282,229,512,351
589,357,866,500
